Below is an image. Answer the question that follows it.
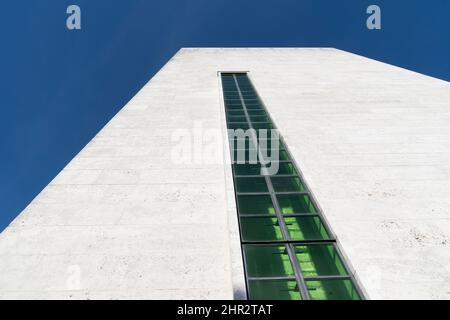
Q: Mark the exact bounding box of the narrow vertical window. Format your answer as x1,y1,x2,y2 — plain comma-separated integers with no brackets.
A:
221,73,363,300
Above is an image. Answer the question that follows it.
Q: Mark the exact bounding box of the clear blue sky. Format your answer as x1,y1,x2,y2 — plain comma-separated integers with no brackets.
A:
0,0,449,231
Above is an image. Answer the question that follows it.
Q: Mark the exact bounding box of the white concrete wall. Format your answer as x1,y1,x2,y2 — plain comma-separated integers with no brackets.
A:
1,48,449,299
0,49,240,299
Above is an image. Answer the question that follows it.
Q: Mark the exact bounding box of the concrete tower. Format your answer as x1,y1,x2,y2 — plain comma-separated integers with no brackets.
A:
0,48,449,299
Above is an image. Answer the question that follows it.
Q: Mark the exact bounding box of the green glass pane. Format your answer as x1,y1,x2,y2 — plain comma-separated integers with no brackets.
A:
227,115,247,122
244,98,260,102
252,123,275,130
250,115,270,122
307,279,360,300
295,244,347,277
277,194,317,214
225,105,243,109
275,162,298,175
244,245,293,277
271,177,306,192
226,110,245,115
226,108,244,113
237,195,275,215
245,106,262,109
246,108,264,112
278,150,290,161
227,113,245,119
225,103,242,108
233,163,263,176
284,216,330,241
247,110,266,116
240,217,284,241
235,177,268,193
228,122,250,130
249,280,301,300
259,149,289,163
